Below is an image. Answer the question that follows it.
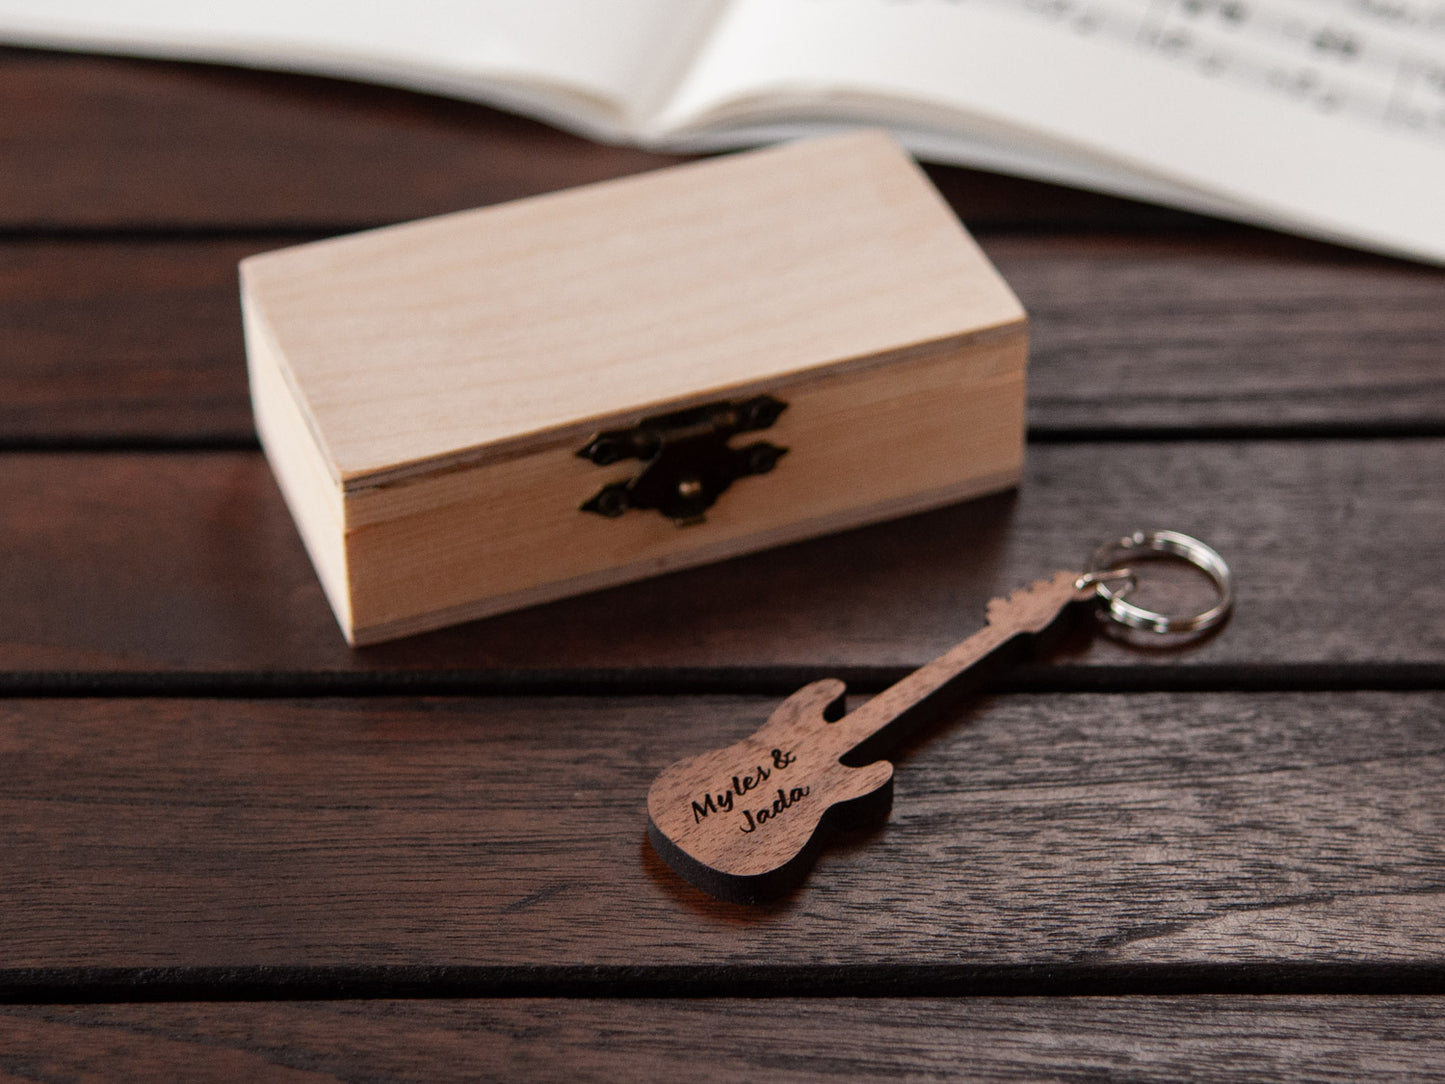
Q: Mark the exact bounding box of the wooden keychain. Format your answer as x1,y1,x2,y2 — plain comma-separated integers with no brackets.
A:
647,529,1233,903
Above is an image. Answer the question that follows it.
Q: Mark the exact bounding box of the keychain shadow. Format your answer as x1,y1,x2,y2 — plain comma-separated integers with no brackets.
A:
1088,613,1233,655
1037,605,1233,663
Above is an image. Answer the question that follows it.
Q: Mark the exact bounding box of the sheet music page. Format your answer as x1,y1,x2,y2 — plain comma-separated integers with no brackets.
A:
657,0,1445,261
0,0,721,135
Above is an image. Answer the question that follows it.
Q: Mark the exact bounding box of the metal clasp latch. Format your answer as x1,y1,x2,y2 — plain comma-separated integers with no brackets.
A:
577,395,788,524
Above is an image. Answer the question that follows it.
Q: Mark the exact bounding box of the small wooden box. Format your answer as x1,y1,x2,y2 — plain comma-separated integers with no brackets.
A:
241,131,1027,645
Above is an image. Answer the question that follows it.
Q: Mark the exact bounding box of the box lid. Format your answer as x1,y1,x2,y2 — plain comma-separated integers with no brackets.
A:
240,130,1023,490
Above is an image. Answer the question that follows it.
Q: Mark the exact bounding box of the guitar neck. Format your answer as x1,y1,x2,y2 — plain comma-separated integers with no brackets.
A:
826,622,1014,755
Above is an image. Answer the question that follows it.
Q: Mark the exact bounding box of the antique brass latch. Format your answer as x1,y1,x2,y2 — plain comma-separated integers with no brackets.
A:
577,395,788,524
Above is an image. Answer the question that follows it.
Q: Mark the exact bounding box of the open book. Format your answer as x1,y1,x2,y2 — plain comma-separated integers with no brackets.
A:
4,0,1443,263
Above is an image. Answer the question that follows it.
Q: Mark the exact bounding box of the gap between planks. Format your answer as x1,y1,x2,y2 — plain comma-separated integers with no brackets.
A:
5,425,1445,455
3,963,1445,1004
0,663,1441,700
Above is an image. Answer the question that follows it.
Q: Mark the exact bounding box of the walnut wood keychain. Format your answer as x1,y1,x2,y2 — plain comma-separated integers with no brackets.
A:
647,529,1233,903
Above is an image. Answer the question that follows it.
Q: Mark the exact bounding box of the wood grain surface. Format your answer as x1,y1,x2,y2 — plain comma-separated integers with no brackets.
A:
0,238,270,443
0,441,1437,677
4,235,1441,445
2,998,1443,1082
1008,235,1445,435
3,692,1442,982
4,44,1443,1078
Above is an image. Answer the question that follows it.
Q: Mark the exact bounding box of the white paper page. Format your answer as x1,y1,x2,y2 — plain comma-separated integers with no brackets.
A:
665,119,1257,221
657,0,1445,262
0,0,722,136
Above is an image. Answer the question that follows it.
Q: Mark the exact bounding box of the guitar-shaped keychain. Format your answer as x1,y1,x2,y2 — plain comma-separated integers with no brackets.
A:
647,529,1233,902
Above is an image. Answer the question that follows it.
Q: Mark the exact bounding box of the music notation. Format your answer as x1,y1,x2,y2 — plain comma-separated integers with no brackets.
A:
900,0,1445,139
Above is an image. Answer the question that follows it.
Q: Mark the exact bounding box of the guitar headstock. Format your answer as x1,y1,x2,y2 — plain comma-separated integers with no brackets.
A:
984,570,1082,635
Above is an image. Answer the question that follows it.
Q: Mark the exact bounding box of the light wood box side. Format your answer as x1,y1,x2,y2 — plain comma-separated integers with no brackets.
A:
243,293,352,632
341,328,1026,645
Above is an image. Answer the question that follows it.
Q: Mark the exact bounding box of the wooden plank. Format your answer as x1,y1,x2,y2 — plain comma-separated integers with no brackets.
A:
2,692,1442,973
2,998,1444,1081
3,235,1440,445
0,51,680,231
0,441,1439,676
0,49,1218,233
1002,234,1445,434
0,238,264,443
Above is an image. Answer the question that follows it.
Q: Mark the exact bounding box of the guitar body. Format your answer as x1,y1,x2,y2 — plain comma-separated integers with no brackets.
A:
647,678,895,902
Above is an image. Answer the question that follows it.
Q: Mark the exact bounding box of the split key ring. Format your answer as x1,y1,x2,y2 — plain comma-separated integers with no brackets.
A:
1079,529,1234,634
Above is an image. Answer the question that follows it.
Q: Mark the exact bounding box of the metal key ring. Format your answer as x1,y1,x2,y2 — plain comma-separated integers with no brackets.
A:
1083,530,1233,634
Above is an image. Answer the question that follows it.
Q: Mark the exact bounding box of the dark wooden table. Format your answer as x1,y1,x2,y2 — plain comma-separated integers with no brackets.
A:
3,46,1444,1080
